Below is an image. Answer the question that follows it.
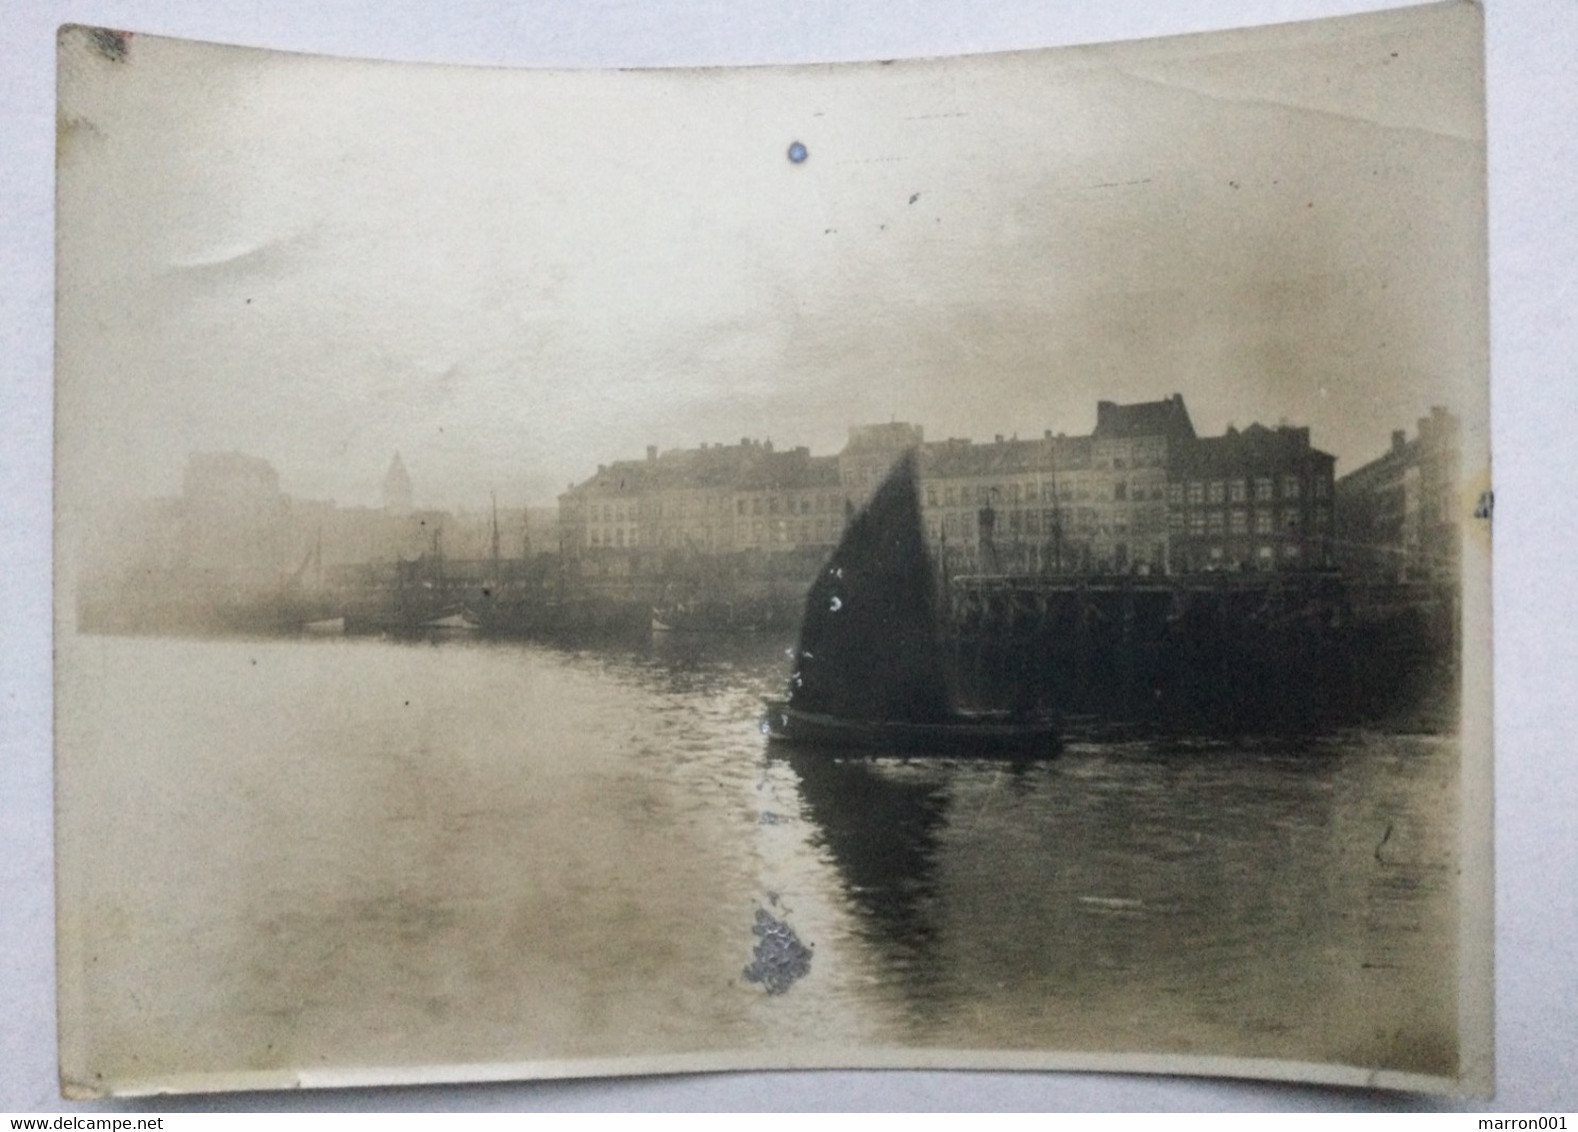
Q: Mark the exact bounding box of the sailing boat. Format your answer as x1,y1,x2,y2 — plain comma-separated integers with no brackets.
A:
763,451,1060,756
293,528,345,633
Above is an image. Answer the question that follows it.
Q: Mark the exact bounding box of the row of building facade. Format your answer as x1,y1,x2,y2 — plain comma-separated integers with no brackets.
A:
557,395,1345,576
82,397,1462,606
1334,406,1462,585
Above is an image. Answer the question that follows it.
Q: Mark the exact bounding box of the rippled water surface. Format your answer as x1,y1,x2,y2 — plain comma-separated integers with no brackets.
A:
56,633,1461,1090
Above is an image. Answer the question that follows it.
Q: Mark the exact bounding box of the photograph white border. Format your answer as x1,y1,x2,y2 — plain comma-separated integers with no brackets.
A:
4,0,1574,1112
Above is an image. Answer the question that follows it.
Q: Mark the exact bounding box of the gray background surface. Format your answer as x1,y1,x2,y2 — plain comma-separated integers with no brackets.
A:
4,0,1574,1112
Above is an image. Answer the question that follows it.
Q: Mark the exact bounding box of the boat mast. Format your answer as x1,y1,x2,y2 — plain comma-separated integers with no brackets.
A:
489,492,501,587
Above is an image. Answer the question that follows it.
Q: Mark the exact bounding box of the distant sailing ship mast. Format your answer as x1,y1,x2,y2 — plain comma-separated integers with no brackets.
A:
489,492,502,591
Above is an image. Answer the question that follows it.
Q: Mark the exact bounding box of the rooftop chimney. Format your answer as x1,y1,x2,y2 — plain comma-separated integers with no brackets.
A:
646,445,658,462
1392,430,1406,453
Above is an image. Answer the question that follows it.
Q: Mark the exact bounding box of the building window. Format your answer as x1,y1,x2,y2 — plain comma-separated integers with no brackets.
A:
1257,545,1275,568
1188,481,1205,504
1114,483,1127,501
1254,477,1274,501
1166,483,1183,505
1208,481,1226,504
1190,513,1206,536
1230,509,1248,535
1283,543,1301,561
1282,509,1300,532
1229,479,1248,503
926,488,937,508
737,499,746,515
1169,510,1184,533
1255,509,1274,534
944,487,956,506
1207,512,1225,535
1282,475,1301,500
1314,476,1330,499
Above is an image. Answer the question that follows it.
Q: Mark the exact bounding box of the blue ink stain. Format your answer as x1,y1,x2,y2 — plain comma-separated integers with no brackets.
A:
742,908,812,994
787,141,808,164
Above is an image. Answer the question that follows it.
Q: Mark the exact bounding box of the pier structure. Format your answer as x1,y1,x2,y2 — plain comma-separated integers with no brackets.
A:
941,570,1456,730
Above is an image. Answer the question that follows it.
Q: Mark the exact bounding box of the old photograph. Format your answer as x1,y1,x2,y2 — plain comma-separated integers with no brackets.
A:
54,2,1491,1097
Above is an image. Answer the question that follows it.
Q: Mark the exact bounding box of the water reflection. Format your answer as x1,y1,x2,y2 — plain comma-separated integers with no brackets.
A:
784,752,953,981
776,736,1456,1074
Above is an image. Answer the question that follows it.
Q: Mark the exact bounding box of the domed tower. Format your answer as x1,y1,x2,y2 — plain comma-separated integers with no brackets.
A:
382,452,413,516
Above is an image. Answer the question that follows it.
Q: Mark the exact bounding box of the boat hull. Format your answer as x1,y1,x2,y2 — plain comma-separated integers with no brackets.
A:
762,701,1060,757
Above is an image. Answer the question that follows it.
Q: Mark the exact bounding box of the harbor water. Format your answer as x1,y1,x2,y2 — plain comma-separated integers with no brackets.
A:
56,632,1461,1090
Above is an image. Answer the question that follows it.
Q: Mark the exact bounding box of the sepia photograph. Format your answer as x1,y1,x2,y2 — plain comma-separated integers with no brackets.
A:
52,2,1492,1099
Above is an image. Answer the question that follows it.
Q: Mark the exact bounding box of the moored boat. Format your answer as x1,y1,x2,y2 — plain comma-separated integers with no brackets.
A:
651,601,766,635
301,615,346,634
423,606,481,632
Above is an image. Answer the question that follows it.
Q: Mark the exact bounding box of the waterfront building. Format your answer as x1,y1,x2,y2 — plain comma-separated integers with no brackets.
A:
914,395,1191,575
839,423,927,508
558,394,1339,578
179,451,290,583
1335,406,1460,582
1086,395,1195,574
1167,423,1337,573
735,445,845,552
558,439,845,559
917,433,1079,573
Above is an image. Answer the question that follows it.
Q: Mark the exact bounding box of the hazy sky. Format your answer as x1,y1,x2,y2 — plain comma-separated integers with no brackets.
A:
56,4,1486,511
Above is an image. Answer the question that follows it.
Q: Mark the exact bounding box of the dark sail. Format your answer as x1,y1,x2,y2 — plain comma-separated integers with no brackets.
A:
787,451,952,723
